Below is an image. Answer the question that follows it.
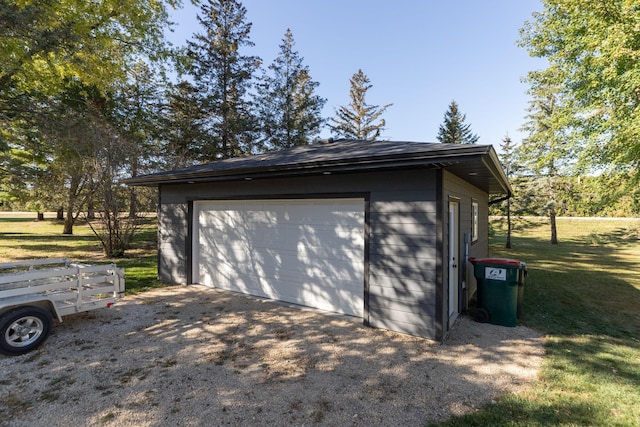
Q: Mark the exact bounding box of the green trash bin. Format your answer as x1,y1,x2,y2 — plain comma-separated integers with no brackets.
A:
469,258,524,327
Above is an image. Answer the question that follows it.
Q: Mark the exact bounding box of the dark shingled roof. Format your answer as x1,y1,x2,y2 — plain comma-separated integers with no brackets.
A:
125,139,510,195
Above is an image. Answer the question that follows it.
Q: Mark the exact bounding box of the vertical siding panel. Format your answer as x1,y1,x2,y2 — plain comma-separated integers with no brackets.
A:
158,201,188,284
367,188,439,339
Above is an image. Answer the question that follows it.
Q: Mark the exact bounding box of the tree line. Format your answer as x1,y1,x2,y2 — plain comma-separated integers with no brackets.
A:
0,0,398,253
4,0,637,254
0,0,480,253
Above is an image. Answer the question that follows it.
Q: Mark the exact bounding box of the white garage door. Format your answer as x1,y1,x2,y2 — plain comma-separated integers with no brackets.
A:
192,199,365,317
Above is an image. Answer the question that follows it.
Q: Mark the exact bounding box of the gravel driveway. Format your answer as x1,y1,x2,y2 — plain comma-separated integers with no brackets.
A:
0,285,544,426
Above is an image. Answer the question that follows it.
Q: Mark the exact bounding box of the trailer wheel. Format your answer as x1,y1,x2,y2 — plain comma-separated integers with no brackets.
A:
0,307,52,356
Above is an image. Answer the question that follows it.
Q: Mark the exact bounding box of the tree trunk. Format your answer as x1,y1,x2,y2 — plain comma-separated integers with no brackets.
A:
550,206,558,244
36,212,44,221
549,172,558,245
63,209,74,235
128,187,138,219
128,158,138,219
63,181,78,235
87,202,95,220
56,207,64,220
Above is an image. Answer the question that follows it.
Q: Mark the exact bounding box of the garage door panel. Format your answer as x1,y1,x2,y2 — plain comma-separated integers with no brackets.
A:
210,223,363,248
239,261,363,288
203,221,362,249
206,240,363,275
211,246,363,285
217,267,363,295
194,199,365,317
214,269,363,315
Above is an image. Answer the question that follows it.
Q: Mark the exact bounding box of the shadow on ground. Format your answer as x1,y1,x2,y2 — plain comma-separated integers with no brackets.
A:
0,286,543,427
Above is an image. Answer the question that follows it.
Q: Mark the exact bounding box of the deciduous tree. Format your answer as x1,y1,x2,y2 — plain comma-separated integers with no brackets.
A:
109,61,165,217
0,0,176,125
0,0,178,230
500,135,516,248
519,0,640,178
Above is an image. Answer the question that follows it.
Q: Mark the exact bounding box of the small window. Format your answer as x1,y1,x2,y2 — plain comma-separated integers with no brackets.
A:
471,201,479,242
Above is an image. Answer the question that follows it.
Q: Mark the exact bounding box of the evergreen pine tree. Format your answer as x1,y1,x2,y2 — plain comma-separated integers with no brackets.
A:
187,0,260,159
516,76,574,245
500,134,516,249
109,61,165,217
330,69,392,141
256,29,326,151
162,81,210,167
436,100,479,144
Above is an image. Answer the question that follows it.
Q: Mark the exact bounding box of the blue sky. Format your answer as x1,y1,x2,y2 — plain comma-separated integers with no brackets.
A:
167,0,545,151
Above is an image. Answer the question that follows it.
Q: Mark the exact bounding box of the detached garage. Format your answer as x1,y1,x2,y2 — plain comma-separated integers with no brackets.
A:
126,140,511,340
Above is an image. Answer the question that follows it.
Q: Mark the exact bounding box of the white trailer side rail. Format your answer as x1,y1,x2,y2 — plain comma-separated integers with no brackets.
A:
0,258,125,355
0,258,125,321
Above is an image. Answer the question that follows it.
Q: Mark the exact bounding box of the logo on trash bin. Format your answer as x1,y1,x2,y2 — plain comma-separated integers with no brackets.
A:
485,267,507,280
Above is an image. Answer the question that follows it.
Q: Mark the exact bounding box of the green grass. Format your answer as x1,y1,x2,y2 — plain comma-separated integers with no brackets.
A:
0,215,165,294
435,217,640,426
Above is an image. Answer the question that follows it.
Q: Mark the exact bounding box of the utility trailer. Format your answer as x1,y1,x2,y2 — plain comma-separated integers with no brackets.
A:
0,258,125,355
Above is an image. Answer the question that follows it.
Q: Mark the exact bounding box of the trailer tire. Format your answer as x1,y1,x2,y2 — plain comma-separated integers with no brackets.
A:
0,307,52,356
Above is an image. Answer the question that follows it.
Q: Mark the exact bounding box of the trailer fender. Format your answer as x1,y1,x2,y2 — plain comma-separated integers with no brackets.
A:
0,299,62,322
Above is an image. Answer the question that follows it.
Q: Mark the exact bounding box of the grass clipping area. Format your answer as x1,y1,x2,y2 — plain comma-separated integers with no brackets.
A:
1,214,639,425
439,217,640,426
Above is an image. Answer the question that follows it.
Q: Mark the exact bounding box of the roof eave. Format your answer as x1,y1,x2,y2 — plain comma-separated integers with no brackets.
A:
487,147,512,195
124,146,495,187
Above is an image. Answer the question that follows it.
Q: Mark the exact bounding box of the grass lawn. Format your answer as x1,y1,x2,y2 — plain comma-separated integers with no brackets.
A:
0,214,164,293
2,214,639,425
437,217,640,426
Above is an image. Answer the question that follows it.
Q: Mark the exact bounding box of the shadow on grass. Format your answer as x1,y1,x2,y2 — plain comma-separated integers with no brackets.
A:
586,226,640,245
436,229,640,426
114,256,165,294
0,216,161,294
0,217,48,223
495,233,639,338
0,237,104,258
431,394,608,427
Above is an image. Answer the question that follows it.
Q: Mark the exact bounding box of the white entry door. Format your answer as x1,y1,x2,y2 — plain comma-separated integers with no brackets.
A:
192,199,365,317
448,200,460,322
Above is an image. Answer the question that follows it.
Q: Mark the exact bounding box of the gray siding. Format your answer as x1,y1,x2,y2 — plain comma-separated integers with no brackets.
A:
158,186,189,284
367,197,438,337
442,171,489,333
157,168,456,340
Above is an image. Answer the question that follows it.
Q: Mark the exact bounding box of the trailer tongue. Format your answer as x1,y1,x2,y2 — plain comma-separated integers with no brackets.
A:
0,258,125,355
